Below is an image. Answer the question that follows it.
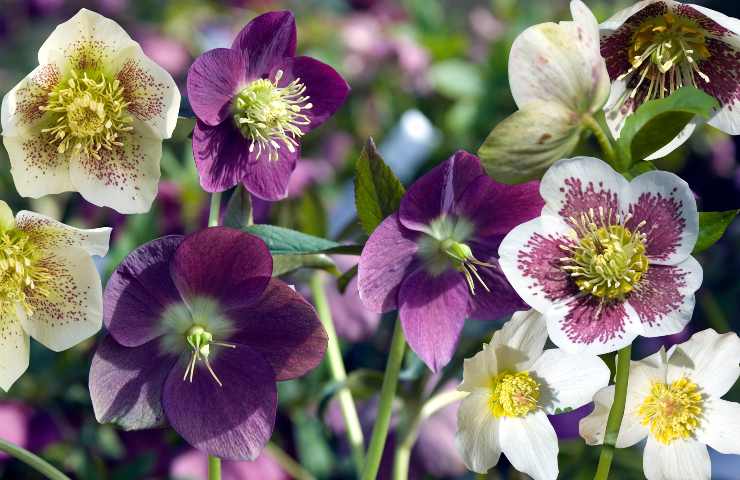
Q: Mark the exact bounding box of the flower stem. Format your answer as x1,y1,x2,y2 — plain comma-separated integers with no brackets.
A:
392,389,468,480
208,455,221,480
208,192,223,227
594,344,632,480
266,443,316,480
582,113,620,170
309,273,365,474
0,437,70,480
361,318,406,480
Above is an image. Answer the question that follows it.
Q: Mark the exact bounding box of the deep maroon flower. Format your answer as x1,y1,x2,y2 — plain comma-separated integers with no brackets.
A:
89,227,327,460
187,11,350,201
357,151,544,371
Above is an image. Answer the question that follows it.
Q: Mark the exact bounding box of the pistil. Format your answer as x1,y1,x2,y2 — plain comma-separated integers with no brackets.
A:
441,239,493,295
182,325,235,387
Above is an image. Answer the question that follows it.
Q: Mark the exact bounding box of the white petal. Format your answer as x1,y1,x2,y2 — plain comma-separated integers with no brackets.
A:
686,4,740,39
643,437,710,480
2,133,73,198
113,46,180,139
603,77,631,138
540,156,631,220
579,385,650,448
69,119,161,214
499,411,559,480
508,2,609,115
20,247,102,352
708,104,740,136
490,310,548,371
1,64,62,137
38,9,138,68
15,210,111,257
696,397,740,455
626,170,699,266
530,348,610,414
666,329,740,398
600,0,660,32
459,343,498,393
455,390,502,474
620,349,667,447
0,307,30,392
643,119,699,160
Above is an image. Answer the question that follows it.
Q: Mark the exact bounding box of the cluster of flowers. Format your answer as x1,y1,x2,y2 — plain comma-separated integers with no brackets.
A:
0,1,738,480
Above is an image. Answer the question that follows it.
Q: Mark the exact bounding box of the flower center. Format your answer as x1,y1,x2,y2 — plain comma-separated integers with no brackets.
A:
440,239,493,295
0,228,50,316
488,371,540,418
182,325,235,387
233,70,312,162
619,13,711,103
40,69,133,159
561,209,649,300
638,377,703,445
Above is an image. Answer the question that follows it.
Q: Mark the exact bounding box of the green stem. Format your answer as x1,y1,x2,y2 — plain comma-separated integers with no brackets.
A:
265,443,316,480
208,455,221,480
582,114,620,170
699,290,731,333
392,390,468,480
208,191,223,227
594,344,632,480
361,319,406,480
0,438,70,480
309,274,365,474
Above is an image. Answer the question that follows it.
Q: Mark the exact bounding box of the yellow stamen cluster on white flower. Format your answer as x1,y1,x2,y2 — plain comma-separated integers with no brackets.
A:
488,371,541,418
638,377,703,445
0,228,50,317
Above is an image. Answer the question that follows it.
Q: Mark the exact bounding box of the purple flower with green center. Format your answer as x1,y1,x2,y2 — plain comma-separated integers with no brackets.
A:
88,227,327,460
357,151,544,371
186,11,350,201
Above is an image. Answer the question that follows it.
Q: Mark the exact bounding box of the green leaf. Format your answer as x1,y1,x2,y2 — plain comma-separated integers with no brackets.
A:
272,254,339,277
222,185,253,229
617,87,719,164
243,224,363,255
624,160,657,180
354,137,406,235
337,264,358,294
297,189,327,237
693,210,739,254
427,59,483,99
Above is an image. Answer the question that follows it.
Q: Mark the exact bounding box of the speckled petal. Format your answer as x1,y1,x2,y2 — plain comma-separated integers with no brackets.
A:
1,64,62,137
15,210,111,257
231,11,297,74
3,132,72,199
0,308,30,392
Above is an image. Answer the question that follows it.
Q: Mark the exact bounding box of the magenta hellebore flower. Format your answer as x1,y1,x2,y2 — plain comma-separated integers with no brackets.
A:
357,151,544,371
88,227,327,460
186,11,350,200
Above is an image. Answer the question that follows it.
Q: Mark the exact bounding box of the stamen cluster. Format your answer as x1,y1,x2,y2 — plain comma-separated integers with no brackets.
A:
0,229,50,316
488,371,540,418
638,377,703,445
183,325,235,387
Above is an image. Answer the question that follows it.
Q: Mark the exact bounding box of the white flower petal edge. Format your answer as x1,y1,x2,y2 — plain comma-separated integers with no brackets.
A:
499,411,559,480
490,309,548,371
0,307,30,392
643,437,710,480
455,390,502,473
696,397,740,455
600,0,659,32
15,210,111,257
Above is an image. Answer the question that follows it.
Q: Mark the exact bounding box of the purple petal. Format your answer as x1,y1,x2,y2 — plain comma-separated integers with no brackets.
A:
242,143,298,201
398,268,471,372
89,336,177,430
162,345,277,461
467,258,528,320
399,151,485,232
192,120,251,193
357,213,419,313
226,279,327,381
187,48,246,126
104,236,184,347
413,383,466,477
232,11,297,74
171,227,272,311
276,56,350,131
326,270,381,342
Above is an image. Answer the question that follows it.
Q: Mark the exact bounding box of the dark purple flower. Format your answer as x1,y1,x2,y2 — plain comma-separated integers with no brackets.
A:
89,227,327,460
357,151,544,371
187,11,350,201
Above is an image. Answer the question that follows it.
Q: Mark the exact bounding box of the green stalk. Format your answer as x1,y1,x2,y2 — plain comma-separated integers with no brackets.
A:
208,455,221,480
208,192,222,227
582,114,620,170
266,443,317,480
309,273,365,474
0,438,70,480
361,319,406,480
594,344,632,480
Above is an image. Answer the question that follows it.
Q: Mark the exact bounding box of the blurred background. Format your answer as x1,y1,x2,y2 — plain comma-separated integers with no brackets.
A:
0,0,739,479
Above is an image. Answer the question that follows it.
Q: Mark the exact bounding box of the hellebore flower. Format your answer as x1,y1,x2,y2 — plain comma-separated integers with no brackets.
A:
499,157,702,354
1,9,180,214
0,200,110,391
187,11,350,201
89,227,327,460
580,329,740,480
455,310,610,479
357,151,543,371
478,0,610,183
601,1,740,153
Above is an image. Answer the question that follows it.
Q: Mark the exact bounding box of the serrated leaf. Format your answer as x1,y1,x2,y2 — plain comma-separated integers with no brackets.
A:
243,224,363,255
693,210,739,254
222,185,253,229
272,254,339,277
354,137,406,235
617,87,718,164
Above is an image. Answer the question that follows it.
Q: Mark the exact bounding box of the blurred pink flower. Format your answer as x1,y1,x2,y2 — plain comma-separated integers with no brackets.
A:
170,449,289,480
139,31,191,77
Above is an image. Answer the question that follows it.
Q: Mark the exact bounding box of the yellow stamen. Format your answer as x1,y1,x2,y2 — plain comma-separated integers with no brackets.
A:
639,377,703,444
0,228,51,317
488,371,540,418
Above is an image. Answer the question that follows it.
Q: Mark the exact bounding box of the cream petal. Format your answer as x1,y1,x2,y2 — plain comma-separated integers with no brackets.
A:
0,201,15,230
15,210,110,257
1,64,62,137
643,437,710,480
490,310,548,371
21,247,102,352
459,343,498,393
530,348,610,414
69,119,161,214
0,307,30,392
2,133,73,198
499,411,559,480
696,397,740,455
455,390,502,474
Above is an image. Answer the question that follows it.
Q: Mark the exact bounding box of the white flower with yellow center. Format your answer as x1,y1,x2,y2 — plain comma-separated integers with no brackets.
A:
455,310,610,479
580,329,740,480
1,9,180,214
0,200,110,391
